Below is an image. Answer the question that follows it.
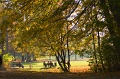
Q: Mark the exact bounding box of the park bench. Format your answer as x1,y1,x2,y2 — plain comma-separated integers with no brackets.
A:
10,61,24,68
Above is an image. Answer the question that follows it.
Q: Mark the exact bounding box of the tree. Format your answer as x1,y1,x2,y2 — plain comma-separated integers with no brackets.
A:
98,0,120,72
2,0,120,72
99,0,120,57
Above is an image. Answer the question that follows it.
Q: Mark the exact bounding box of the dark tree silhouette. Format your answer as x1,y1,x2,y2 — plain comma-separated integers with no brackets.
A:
0,56,2,66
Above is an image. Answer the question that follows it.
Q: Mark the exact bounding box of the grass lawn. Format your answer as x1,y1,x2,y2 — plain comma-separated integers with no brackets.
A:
1,60,120,79
19,60,90,73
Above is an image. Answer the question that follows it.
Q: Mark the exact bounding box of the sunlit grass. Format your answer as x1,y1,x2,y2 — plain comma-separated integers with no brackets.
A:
17,60,90,73
4,60,120,79
70,61,89,67
22,60,89,67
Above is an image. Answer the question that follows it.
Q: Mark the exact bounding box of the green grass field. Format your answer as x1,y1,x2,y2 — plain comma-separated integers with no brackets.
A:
5,59,120,79
2,60,120,79
19,60,90,72
22,60,89,67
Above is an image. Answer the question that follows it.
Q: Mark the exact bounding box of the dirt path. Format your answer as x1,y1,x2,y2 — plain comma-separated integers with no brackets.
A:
0,70,120,79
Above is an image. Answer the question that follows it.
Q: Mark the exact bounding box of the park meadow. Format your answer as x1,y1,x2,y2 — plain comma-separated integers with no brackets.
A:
1,0,120,79
1,59,120,79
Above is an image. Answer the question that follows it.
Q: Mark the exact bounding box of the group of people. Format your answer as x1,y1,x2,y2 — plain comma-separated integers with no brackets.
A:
43,61,57,68
18,62,24,68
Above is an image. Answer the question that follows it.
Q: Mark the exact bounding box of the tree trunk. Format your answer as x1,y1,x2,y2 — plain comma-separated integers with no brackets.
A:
13,52,16,61
33,54,36,61
75,53,77,60
0,55,2,68
5,28,8,53
55,52,69,72
49,54,51,60
97,26,105,72
21,55,25,62
0,43,5,69
26,53,31,62
50,33,69,72
66,24,70,71
92,27,98,73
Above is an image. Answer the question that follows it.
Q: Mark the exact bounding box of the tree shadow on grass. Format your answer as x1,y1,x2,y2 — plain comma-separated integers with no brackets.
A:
1,70,120,79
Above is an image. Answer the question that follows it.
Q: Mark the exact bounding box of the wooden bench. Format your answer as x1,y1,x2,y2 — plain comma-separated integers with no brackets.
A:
10,61,24,68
